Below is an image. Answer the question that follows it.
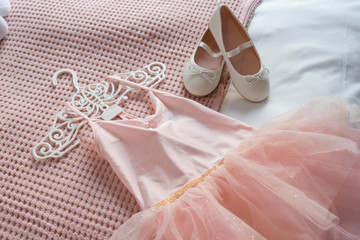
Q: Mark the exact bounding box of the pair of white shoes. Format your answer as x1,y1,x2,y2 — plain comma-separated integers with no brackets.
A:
183,2,269,102
0,0,10,40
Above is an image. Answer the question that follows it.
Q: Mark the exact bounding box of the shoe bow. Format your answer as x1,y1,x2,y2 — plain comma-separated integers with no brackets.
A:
243,68,269,84
188,64,217,83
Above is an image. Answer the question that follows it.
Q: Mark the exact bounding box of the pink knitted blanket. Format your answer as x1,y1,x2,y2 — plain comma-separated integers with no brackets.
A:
0,0,261,239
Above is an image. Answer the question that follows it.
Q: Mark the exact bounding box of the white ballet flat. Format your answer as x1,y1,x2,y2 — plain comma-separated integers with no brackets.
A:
183,29,224,97
0,16,8,40
209,3,270,102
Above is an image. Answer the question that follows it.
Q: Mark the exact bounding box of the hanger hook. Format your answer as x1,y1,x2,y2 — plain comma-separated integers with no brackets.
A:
52,69,80,90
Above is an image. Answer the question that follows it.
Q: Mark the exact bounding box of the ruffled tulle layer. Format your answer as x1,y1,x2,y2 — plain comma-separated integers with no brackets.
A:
111,97,360,240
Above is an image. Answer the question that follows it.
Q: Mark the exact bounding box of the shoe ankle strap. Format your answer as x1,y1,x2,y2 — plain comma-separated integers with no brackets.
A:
227,40,253,58
199,41,222,58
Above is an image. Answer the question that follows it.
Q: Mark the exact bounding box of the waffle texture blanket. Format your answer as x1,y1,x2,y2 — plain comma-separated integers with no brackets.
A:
0,0,261,239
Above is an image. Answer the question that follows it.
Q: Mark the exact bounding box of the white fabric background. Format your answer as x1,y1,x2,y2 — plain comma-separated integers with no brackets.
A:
220,0,360,127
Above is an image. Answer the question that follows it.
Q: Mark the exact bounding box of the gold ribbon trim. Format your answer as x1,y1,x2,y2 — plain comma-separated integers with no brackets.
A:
154,159,225,207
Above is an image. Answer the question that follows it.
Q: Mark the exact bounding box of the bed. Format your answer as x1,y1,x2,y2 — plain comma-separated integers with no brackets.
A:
0,0,359,239
221,0,360,127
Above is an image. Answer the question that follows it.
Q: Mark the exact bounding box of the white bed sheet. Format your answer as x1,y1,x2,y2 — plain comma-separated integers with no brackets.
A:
220,0,360,127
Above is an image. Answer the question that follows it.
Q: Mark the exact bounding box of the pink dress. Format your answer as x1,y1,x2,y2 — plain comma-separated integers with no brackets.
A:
70,77,360,240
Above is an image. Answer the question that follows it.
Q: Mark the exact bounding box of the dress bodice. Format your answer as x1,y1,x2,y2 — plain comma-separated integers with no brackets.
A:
72,77,254,209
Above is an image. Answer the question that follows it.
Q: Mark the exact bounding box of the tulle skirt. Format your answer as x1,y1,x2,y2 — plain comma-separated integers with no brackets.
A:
111,97,360,240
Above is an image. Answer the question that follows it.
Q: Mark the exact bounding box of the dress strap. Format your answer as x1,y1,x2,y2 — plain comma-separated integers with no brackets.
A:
104,76,163,121
105,75,153,92
66,102,92,122
105,62,166,93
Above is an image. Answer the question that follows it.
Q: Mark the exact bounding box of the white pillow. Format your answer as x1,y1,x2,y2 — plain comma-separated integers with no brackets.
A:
221,0,360,127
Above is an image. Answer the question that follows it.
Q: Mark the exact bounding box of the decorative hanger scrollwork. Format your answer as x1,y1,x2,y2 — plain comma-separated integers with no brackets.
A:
32,62,166,160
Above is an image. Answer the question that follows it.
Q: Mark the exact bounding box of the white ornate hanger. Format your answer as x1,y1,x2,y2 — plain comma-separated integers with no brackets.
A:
32,62,166,160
